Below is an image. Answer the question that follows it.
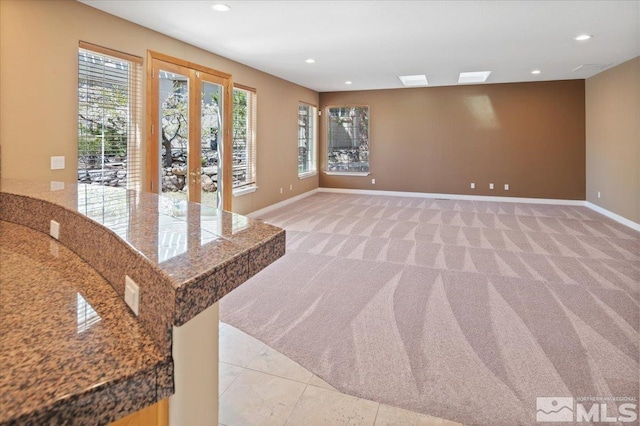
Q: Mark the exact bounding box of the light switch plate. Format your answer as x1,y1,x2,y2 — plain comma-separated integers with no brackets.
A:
50,220,60,240
50,156,65,170
124,275,140,316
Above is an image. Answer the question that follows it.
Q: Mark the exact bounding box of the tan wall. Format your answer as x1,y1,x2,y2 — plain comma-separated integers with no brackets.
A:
0,0,318,215
586,57,640,224
320,80,586,200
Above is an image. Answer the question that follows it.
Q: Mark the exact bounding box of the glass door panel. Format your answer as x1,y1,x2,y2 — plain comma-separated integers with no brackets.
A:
149,54,232,211
200,80,223,208
158,69,190,202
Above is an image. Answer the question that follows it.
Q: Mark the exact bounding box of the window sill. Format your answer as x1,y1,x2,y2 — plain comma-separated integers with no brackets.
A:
324,171,370,177
233,186,258,197
298,171,318,180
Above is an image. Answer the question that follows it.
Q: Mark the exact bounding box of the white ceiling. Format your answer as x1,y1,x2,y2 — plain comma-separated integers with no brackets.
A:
81,1,640,92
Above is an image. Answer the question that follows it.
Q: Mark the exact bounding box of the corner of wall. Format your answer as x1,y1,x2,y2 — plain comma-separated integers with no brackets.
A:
585,56,640,224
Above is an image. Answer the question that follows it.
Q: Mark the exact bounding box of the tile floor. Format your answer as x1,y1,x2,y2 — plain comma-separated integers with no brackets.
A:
219,322,462,426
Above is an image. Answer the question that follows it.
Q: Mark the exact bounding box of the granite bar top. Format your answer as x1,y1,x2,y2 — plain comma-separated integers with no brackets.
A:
0,179,285,333
0,178,285,424
0,221,172,425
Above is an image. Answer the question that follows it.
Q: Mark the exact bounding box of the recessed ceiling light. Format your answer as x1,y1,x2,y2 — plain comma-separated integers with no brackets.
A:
305,58,315,64
574,34,592,41
345,81,352,85
399,74,428,87
211,4,231,12
458,71,491,84
531,69,542,75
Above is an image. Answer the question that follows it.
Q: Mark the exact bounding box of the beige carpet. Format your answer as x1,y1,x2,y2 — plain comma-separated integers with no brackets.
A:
220,193,639,425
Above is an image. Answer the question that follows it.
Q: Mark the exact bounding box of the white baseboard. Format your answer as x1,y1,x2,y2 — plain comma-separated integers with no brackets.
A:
585,202,640,232
248,189,319,218
249,186,640,233
318,187,585,206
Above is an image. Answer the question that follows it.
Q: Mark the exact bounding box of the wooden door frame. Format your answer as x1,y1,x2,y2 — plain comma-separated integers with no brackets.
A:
146,51,233,211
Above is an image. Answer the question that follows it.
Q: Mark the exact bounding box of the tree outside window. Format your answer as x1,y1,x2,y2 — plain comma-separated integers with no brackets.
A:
327,106,369,173
78,47,141,189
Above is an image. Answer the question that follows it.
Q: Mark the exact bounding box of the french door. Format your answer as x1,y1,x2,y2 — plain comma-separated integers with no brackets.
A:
147,52,232,210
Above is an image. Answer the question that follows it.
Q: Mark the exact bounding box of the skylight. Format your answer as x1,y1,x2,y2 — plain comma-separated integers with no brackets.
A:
398,75,428,87
458,71,492,84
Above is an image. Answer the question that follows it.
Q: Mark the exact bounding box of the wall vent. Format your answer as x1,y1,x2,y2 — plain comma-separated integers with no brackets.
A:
572,63,613,73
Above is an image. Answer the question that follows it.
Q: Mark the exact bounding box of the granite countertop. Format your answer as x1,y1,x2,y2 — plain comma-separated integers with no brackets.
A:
0,178,285,425
0,221,171,425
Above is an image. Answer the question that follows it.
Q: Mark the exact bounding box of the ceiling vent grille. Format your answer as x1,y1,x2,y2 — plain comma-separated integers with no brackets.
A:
572,63,613,73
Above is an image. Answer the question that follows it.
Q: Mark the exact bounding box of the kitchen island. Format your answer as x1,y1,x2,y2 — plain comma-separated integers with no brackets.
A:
0,179,285,425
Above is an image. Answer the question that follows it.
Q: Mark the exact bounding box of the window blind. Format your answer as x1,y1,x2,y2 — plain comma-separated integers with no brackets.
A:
298,103,317,175
232,85,257,189
78,42,142,191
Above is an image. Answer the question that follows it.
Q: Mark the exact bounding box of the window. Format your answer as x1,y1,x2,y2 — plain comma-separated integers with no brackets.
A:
77,42,142,190
327,106,370,174
232,85,257,192
298,103,317,177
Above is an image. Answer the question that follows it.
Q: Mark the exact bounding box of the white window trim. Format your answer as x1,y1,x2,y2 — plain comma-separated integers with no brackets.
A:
298,102,318,178
233,185,258,197
233,85,257,190
324,171,370,177
298,171,318,180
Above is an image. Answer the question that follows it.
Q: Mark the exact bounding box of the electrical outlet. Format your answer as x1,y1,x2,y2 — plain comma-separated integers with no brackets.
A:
50,156,65,170
470,182,475,189
289,184,293,191
50,220,60,240
504,184,509,191
280,187,283,194
372,178,376,185
597,191,601,199
124,275,140,316
489,183,494,190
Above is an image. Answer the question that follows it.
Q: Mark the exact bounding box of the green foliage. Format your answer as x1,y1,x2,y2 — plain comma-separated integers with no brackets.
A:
233,89,248,150
78,83,129,161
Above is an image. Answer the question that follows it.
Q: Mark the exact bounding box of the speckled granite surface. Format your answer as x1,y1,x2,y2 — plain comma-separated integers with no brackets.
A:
0,221,172,425
0,179,285,331
0,178,285,424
